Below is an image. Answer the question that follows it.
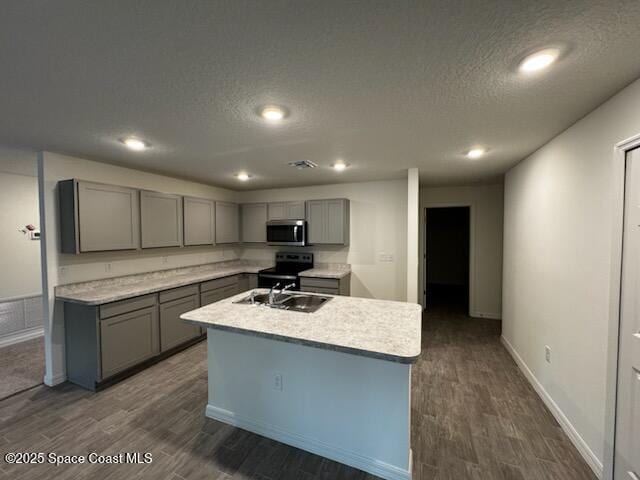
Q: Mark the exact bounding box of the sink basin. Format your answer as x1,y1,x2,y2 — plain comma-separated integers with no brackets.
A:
233,292,293,306
282,294,332,313
233,291,332,313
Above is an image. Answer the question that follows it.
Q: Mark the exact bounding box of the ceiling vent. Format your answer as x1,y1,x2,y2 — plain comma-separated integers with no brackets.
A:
288,160,318,169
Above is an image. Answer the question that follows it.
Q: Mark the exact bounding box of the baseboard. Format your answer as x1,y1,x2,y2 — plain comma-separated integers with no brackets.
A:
500,336,603,479
470,311,502,320
205,404,411,480
0,327,44,348
44,372,66,387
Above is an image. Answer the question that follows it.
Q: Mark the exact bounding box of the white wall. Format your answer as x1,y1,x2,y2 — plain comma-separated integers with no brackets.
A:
0,173,41,299
503,78,640,475
419,184,503,318
241,179,408,302
0,147,44,346
40,152,241,385
406,168,419,303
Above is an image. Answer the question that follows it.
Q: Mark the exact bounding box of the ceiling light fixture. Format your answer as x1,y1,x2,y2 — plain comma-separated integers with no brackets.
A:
519,48,560,73
236,172,252,181
466,147,487,159
259,105,287,122
121,137,149,151
332,161,348,171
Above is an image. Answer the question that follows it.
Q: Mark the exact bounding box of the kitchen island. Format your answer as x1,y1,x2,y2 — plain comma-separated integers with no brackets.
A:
181,290,422,480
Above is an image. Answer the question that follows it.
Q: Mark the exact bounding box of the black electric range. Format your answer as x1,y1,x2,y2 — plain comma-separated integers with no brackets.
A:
258,252,313,290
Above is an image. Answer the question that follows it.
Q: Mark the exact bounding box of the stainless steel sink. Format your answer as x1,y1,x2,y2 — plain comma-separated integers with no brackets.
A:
282,294,332,313
234,291,332,313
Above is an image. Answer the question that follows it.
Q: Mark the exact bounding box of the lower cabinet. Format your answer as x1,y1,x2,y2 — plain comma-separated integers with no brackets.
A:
300,275,351,296
100,306,160,379
64,272,253,391
159,293,201,352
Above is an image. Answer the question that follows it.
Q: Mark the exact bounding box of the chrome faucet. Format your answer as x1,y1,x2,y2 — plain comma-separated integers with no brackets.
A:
268,283,281,305
280,283,297,295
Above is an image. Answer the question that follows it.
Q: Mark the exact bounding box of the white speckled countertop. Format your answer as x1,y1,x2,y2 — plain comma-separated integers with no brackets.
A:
299,263,351,279
181,289,422,364
55,260,272,305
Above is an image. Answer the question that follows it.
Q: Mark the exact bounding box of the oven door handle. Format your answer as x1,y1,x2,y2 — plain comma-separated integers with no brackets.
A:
258,273,298,280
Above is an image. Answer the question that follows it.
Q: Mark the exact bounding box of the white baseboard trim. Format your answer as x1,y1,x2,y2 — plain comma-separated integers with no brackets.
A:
470,311,502,320
0,327,44,348
500,335,603,479
44,372,66,387
205,404,411,480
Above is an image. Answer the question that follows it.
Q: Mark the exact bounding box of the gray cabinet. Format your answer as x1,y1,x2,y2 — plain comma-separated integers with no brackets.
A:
184,196,215,246
238,273,258,292
159,291,201,352
241,203,268,243
306,199,350,245
216,202,239,243
140,191,183,249
268,201,306,220
100,305,160,379
300,275,351,296
58,179,140,253
201,274,240,306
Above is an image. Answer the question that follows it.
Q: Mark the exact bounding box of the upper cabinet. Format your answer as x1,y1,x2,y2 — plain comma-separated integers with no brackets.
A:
183,197,215,246
267,201,306,220
306,199,350,245
140,191,183,249
241,203,267,243
59,180,140,253
216,201,239,243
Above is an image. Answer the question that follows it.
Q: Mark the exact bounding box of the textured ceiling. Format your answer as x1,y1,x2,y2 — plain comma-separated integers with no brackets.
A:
1,0,640,189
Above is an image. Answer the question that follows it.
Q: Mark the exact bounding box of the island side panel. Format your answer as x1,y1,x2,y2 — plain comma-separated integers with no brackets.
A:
205,329,412,480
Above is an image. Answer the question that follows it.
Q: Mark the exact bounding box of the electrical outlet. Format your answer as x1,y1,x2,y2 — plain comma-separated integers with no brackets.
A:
273,373,283,391
162,256,169,264
545,345,551,363
104,263,112,273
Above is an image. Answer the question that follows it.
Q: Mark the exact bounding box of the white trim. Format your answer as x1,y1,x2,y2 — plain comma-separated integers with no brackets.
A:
206,404,411,480
470,310,501,320
44,371,66,387
501,335,603,479
421,202,475,316
0,327,44,348
603,134,640,480
0,293,42,303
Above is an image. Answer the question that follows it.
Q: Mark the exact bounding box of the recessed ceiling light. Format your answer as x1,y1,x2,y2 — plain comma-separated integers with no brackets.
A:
121,137,149,151
236,172,252,181
332,161,348,171
466,147,487,159
519,48,560,73
259,105,287,122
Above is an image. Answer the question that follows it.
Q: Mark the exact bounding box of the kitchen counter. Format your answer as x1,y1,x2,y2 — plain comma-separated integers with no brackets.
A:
185,289,420,479
181,289,421,363
55,261,272,305
299,263,351,279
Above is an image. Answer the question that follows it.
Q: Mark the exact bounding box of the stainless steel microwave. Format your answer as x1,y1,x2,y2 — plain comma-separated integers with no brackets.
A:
266,220,307,246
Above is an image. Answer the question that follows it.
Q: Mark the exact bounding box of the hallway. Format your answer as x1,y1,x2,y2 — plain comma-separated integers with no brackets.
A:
0,311,596,480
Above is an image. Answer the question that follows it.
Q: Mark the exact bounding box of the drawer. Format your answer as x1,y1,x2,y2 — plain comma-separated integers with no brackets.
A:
99,294,157,319
159,284,199,304
200,284,238,306
300,277,340,290
201,275,239,293
299,286,339,295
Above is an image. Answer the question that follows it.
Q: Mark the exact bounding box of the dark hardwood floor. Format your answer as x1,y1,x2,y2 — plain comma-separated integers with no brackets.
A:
0,309,597,480
0,337,44,400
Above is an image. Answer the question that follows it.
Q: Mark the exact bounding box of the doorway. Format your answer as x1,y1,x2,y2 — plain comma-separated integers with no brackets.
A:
424,206,470,313
613,146,640,480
